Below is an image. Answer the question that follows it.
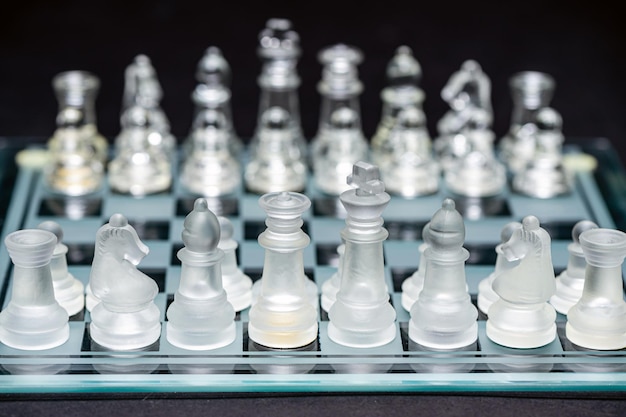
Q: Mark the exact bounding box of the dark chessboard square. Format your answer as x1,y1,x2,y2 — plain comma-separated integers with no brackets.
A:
244,220,310,240
386,221,427,241
464,244,498,265
138,268,166,292
316,243,342,266
391,268,414,293
450,196,511,219
171,243,184,265
541,221,579,241
39,197,102,219
65,243,95,265
128,220,170,240
176,197,239,217
69,308,85,322
312,197,346,218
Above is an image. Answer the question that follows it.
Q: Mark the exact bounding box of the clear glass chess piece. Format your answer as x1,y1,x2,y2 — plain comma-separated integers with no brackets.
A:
217,216,253,312
0,229,69,350
38,221,85,316
327,162,397,348
248,192,318,349
486,216,557,348
550,220,599,315
45,71,106,196
108,105,172,196
166,199,236,350
408,199,478,349
566,228,626,350
320,242,345,313
499,71,556,173
311,44,369,196
512,107,573,198
400,224,429,311
88,214,161,350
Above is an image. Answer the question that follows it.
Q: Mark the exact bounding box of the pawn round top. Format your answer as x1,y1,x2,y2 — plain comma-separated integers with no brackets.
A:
196,46,231,86
109,213,129,227
522,215,540,231
258,18,300,59
535,107,563,131
182,198,221,252
572,220,599,244
500,221,522,244
38,220,64,243
218,216,234,241
259,191,311,219
428,199,465,250
386,45,421,86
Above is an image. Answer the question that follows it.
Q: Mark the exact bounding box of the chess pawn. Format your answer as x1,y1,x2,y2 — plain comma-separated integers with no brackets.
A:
244,107,308,193
566,228,626,350
180,108,241,197
217,216,253,312
512,107,572,198
248,192,318,349
190,46,242,157
550,220,599,315
0,229,69,350
88,214,161,350
486,216,557,348
320,243,345,313
45,71,106,196
311,44,369,196
38,221,85,316
108,105,172,196
499,71,556,173
249,18,307,161
328,162,397,348
166,199,236,350
408,199,478,349
400,224,429,312
477,221,523,315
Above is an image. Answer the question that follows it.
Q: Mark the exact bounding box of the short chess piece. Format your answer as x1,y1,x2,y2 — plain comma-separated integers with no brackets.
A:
400,224,429,311
218,216,253,312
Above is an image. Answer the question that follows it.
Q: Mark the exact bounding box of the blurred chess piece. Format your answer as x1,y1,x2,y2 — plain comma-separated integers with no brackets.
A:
44,71,106,196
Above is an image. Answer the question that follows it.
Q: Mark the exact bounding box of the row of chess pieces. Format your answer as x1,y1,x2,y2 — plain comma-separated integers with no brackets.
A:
39,18,573,202
1,161,625,354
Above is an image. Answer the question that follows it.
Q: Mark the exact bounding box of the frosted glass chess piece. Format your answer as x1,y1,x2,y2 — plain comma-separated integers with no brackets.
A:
88,214,161,350
327,162,397,348
400,223,430,311
486,216,557,348
44,71,106,196
248,18,307,163
550,220,599,315
0,229,69,350
248,192,318,348
217,216,253,312
189,46,242,157
37,221,85,316
408,199,478,349
180,107,241,196
244,107,308,193
512,107,572,198
120,54,175,154
499,71,556,173
166,199,236,350
108,105,172,196
566,228,626,350
477,221,523,315
311,44,369,196
320,242,345,313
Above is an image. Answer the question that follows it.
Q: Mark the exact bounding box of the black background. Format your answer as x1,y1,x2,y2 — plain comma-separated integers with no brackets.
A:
1,1,626,416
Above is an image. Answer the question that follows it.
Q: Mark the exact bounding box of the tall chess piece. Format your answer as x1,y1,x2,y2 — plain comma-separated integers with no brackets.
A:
44,71,106,196
0,229,69,350
371,46,438,197
328,162,397,348
550,220,599,315
38,221,85,316
408,199,478,349
486,216,557,348
247,192,318,348
400,223,430,311
512,107,572,198
244,19,307,194
311,44,369,196
499,71,556,173
166,199,236,350
477,221,523,315
218,216,253,312
566,228,626,350
88,214,161,350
